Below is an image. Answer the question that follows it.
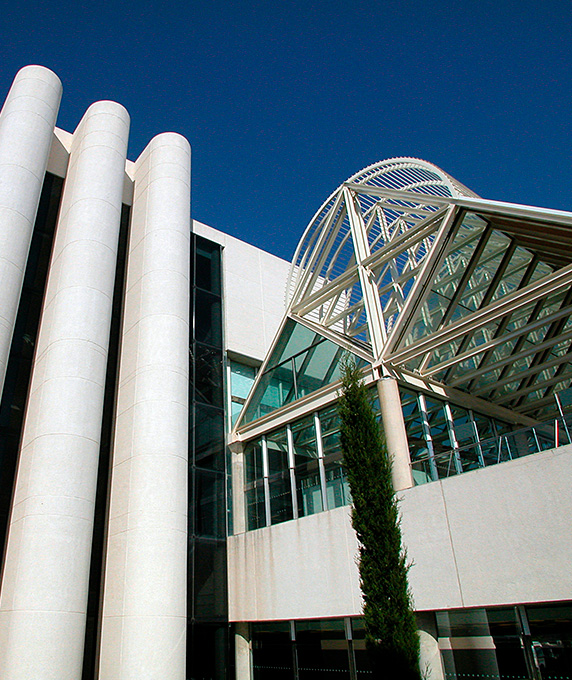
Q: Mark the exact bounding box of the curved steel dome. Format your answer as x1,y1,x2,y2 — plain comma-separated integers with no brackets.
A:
287,157,477,309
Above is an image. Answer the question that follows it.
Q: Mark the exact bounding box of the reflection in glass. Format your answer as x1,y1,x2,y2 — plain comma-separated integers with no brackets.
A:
295,460,323,517
194,344,223,407
246,482,266,531
195,469,225,538
242,319,363,424
266,428,289,476
195,289,222,348
195,236,221,293
268,471,293,525
230,360,257,427
252,621,293,680
194,403,225,470
296,618,350,679
324,456,351,509
244,440,263,485
191,540,227,620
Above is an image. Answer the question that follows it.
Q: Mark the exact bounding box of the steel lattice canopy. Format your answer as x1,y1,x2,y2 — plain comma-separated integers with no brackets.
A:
284,158,572,422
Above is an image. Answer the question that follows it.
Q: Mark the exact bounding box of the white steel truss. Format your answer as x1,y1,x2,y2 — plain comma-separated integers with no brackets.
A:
283,157,572,422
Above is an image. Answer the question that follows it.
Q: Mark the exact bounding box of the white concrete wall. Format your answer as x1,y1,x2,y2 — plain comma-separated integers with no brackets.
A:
0,65,62,398
0,100,130,680
193,220,290,362
228,444,572,621
99,133,191,680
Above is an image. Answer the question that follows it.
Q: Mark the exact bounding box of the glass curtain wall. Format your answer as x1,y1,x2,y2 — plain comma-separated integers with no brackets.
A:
437,603,572,680
251,606,572,680
401,387,572,485
251,618,372,680
242,382,572,533
188,235,230,680
244,405,351,532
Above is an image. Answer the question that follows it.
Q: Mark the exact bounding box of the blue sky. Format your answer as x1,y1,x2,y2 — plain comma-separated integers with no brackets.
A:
1,0,571,261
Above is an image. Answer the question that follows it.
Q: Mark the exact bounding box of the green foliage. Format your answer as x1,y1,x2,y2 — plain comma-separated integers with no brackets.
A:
338,360,420,679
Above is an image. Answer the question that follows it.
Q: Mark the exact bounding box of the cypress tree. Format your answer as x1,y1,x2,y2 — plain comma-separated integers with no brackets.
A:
338,360,420,679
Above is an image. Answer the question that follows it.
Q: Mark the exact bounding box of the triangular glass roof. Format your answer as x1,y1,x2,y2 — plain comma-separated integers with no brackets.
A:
237,318,365,426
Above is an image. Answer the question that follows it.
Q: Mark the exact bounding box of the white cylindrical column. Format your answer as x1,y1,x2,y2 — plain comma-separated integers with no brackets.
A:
417,613,445,680
99,133,191,680
235,622,253,680
418,630,445,680
0,101,130,680
376,375,414,491
0,65,62,396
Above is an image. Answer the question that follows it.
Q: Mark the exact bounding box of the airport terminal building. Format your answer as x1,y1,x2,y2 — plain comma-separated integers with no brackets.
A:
0,65,571,680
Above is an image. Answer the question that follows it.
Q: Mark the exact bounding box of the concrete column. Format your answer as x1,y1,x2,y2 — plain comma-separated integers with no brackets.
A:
0,100,130,679
0,65,62,396
417,613,445,680
99,133,191,680
230,440,246,534
235,622,253,680
375,375,414,490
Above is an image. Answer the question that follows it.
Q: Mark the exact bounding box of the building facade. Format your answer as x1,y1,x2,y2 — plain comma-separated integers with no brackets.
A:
0,65,571,680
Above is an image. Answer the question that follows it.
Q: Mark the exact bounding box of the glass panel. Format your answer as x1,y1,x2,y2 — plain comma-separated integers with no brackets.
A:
241,319,363,425
324,455,351,509
193,404,225,470
266,428,289,476
487,608,528,680
526,604,572,679
231,400,243,426
267,318,317,369
242,360,295,422
295,342,345,398
435,609,506,678
188,624,229,680
230,360,256,400
268,471,293,525
296,619,350,680
295,459,323,517
191,539,227,619
450,405,481,471
352,618,374,677
557,386,572,410
319,405,341,458
291,413,323,516
401,390,427,462
193,344,223,407
489,246,533,303
244,440,263,484
425,397,452,454
245,481,266,530
194,469,225,538
195,236,221,294
457,231,510,312
195,289,222,348
402,214,488,348
252,621,293,680
291,416,318,466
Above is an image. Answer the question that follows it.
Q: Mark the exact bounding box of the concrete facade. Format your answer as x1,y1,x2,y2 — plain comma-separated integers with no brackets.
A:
229,444,572,621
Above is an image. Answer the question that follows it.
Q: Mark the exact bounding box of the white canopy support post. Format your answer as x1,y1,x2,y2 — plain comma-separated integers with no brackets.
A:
376,373,414,491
